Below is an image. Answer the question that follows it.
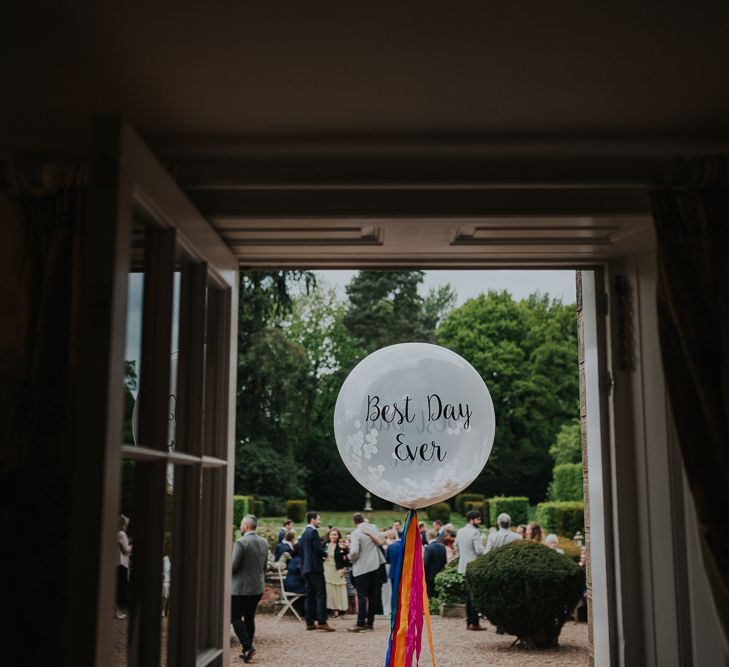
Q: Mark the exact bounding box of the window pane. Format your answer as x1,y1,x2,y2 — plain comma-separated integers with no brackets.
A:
122,219,146,446
114,458,167,665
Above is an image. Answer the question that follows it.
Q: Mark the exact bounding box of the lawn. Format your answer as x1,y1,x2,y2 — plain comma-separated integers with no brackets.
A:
258,510,468,534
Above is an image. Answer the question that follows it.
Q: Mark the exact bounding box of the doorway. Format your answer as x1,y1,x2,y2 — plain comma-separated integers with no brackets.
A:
93,119,706,667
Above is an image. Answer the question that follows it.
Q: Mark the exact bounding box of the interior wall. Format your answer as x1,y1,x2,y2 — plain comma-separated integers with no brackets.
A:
607,249,729,667
683,474,729,666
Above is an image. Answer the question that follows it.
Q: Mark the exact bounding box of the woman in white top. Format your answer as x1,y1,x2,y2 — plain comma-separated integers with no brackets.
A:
116,515,132,619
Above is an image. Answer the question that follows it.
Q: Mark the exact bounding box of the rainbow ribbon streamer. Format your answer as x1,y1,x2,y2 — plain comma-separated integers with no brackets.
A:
385,510,436,667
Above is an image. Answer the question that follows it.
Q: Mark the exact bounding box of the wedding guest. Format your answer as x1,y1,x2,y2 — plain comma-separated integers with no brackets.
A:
516,524,527,537
299,512,336,631
324,529,348,617
340,537,357,615
385,530,402,598
545,533,565,555
116,515,132,620
278,519,294,543
456,511,485,631
231,515,269,663
161,534,171,618
525,522,544,544
441,534,458,563
347,512,384,632
424,530,447,599
275,530,296,561
392,520,403,539
433,519,445,541
485,513,522,552
419,521,428,546
284,544,306,616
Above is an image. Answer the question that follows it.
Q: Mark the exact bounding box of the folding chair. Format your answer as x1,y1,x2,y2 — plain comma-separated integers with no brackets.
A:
275,563,304,622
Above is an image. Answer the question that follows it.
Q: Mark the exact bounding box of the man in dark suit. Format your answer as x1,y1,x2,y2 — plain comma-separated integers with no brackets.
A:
385,530,402,599
424,529,448,600
277,518,294,543
298,511,336,631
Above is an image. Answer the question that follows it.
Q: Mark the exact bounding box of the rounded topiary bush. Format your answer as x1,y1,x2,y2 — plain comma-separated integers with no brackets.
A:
465,540,584,648
434,567,466,604
286,499,306,523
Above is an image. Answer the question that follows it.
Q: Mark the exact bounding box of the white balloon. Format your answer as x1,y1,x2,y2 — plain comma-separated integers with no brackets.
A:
334,343,495,509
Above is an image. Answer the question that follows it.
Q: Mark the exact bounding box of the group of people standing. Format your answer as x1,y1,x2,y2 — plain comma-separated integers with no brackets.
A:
229,509,572,663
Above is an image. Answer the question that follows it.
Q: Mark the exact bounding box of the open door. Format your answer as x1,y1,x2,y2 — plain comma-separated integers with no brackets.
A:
84,116,238,666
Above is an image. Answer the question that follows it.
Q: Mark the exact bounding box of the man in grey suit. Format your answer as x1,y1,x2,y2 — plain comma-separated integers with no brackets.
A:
231,514,269,663
456,510,486,630
347,512,384,632
485,512,522,552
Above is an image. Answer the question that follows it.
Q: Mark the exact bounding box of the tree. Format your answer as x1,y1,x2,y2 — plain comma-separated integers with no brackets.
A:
549,419,582,465
235,271,315,497
344,271,455,353
436,290,579,502
284,283,372,509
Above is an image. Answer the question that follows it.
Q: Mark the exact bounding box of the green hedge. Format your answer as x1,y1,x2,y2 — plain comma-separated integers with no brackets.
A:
286,499,307,523
488,496,529,527
549,463,583,501
257,495,286,516
233,495,253,526
455,493,485,515
426,502,451,523
463,500,489,523
466,540,584,648
536,501,584,536
434,567,466,604
251,498,265,517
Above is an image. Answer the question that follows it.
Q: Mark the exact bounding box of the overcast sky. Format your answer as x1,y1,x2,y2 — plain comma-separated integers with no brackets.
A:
317,270,577,307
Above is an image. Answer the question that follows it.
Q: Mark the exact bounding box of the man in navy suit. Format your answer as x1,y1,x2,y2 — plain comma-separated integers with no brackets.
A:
299,512,336,631
424,530,448,600
277,519,294,543
385,531,402,599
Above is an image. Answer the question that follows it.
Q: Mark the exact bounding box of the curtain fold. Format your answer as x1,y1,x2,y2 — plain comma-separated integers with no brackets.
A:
1,164,87,665
651,156,729,642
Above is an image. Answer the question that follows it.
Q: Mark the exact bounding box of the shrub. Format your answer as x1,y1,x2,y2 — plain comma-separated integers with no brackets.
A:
434,567,466,604
455,493,485,515
463,500,484,516
536,501,584,536
549,463,583,501
232,495,253,527
488,496,529,527
251,498,265,517
466,540,584,648
556,536,582,563
427,502,451,523
286,499,306,523
256,523,280,551
258,495,287,516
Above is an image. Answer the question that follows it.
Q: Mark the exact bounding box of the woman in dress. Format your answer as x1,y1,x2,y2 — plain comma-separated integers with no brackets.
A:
116,515,132,620
324,529,349,618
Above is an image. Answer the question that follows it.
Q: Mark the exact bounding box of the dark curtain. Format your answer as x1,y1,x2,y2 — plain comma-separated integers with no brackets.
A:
651,156,729,642
0,162,87,665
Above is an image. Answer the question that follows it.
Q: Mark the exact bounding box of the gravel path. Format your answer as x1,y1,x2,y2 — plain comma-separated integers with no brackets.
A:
230,614,589,666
